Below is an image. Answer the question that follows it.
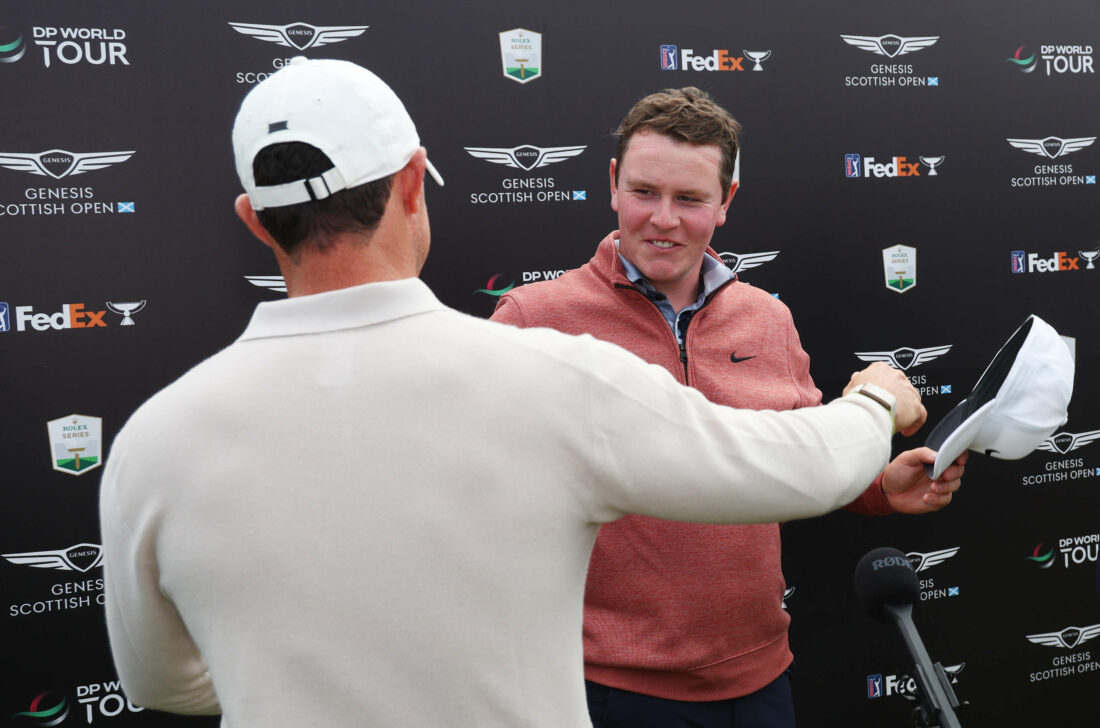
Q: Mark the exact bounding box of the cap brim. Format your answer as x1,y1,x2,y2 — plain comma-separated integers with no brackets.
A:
425,157,445,187
924,398,996,480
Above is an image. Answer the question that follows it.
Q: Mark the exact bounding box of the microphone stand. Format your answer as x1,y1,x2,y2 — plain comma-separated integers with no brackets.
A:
883,603,964,728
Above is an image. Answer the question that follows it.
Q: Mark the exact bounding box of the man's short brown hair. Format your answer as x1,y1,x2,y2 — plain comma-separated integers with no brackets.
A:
614,87,741,194
253,142,393,258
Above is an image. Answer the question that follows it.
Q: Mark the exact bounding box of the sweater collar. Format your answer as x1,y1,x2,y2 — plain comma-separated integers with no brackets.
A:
238,277,447,341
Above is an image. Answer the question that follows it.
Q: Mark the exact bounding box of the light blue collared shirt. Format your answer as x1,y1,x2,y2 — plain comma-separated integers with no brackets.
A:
618,250,734,345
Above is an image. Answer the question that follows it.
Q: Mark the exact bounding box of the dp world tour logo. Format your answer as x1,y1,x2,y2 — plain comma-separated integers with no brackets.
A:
1028,543,1056,569
46,414,102,476
0,25,26,63
4,543,103,572
475,274,515,297
0,150,134,179
1006,46,1038,73
12,692,69,727
228,22,369,50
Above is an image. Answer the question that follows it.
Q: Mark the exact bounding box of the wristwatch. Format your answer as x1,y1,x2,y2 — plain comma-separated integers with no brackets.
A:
849,382,898,433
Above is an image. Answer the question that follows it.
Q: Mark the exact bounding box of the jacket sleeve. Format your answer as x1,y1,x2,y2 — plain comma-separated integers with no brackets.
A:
781,304,895,516
557,332,895,526
489,293,527,327
99,431,222,716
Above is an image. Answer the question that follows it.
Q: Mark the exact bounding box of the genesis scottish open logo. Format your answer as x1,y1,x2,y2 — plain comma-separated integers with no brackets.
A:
4,543,103,573
1020,427,1100,486
465,145,585,171
0,148,136,216
228,22,369,50
229,21,368,84
841,34,940,87
1008,136,1096,159
717,250,779,275
841,34,938,58
855,344,953,397
0,150,133,179
854,344,951,371
1007,136,1096,188
464,144,587,205
245,275,287,294
1027,624,1100,649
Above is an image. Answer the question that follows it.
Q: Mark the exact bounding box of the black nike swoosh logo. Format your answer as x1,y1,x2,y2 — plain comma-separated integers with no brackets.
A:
730,352,756,363
984,448,1000,457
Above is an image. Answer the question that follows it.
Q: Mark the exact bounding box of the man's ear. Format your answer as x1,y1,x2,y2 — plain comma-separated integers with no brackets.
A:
609,158,619,212
715,181,738,227
234,193,281,251
396,148,428,215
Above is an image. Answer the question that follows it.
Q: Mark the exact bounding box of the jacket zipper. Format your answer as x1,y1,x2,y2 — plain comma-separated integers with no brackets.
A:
614,278,738,385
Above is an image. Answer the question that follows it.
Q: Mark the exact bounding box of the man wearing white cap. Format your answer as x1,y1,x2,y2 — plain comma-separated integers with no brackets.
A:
99,58,927,727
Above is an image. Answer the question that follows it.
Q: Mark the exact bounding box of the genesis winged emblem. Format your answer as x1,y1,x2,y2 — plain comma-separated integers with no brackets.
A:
1026,624,1100,649
1006,136,1096,159
718,251,780,274
464,145,586,171
228,22,369,51
3,543,104,573
854,344,952,371
840,34,939,58
1036,430,1100,455
906,547,960,572
245,275,288,293
0,150,134,179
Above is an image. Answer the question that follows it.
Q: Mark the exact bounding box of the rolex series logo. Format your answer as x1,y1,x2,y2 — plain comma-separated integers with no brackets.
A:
46,414,102,476
228,22,369,50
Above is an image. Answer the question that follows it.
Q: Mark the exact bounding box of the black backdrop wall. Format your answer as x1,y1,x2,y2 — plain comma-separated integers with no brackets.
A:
2,1,1098,726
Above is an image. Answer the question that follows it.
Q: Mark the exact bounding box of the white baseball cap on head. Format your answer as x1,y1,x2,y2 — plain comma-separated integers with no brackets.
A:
232,56,443,210
924,315,1074,480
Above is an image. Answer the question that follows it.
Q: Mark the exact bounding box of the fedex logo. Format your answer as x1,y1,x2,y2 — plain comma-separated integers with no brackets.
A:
861,156,920,177
678,48,745,71
13,303,107,331
1010,250,1083,273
